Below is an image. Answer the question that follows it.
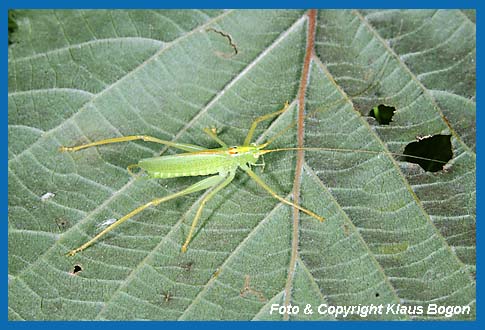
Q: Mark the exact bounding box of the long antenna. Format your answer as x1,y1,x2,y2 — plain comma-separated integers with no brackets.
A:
260,147,450,165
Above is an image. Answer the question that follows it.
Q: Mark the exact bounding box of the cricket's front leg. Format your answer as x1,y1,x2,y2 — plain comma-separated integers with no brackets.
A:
241,165,325,223
203,127,228,148
244,101,290,146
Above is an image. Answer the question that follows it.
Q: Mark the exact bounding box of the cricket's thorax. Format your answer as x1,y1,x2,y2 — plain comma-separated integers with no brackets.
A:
227,146,261,165
138,146,260,179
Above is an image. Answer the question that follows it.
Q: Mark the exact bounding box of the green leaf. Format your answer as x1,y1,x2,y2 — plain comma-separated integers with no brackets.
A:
8,10,475,320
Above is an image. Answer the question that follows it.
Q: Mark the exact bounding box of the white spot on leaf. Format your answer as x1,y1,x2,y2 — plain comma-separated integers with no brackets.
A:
40,192,55,202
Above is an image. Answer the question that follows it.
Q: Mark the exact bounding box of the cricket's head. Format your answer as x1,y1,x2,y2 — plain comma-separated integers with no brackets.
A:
228,143,271,165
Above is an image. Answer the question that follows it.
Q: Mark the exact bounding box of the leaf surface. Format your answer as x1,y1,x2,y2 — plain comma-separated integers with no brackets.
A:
8,10,475,320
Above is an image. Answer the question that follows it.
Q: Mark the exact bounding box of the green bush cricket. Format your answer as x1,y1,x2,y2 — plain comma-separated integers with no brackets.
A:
60,99,450,256
60,102,328,256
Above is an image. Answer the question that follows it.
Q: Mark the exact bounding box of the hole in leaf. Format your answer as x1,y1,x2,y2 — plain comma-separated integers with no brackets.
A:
375,292,380,298
402,134,452,172
55,218,70,231
181,261,194,272
70,264,83,275
369,104,396,125
206,27,238,58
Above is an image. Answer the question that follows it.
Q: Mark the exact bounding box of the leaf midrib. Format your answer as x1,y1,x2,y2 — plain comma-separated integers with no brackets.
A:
9,11,310,319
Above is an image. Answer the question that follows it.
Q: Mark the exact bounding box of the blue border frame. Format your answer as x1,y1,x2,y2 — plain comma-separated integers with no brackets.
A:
4,0,480,329
1,0,480,9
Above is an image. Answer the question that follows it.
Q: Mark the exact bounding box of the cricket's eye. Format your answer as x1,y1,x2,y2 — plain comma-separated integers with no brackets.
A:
228,146,239,155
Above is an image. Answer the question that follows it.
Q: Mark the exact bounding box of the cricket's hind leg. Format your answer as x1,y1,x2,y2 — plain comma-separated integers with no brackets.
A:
59,135,205,153
66,174,225,256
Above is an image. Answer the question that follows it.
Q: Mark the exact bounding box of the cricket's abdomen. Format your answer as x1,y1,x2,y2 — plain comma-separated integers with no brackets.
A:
138,152,237,178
